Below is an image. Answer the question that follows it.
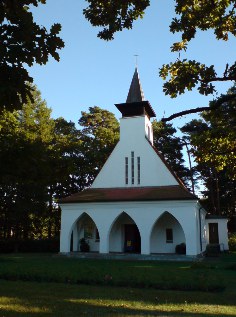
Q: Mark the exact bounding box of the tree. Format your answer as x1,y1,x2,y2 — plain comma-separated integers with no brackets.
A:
83,0,150,40
84,0,236,119
0,86,55,241
181,89,236,215
181,88,236,180
152,120,194,191
0,0,64,112
78,106,120,187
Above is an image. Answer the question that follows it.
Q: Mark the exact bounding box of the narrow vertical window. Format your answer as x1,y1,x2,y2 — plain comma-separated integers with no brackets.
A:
131,151,134,184
125,157,128,184
166,228,173,243
137,156,140,184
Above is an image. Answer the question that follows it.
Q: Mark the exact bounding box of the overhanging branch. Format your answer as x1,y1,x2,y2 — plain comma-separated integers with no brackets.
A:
161,93,236,122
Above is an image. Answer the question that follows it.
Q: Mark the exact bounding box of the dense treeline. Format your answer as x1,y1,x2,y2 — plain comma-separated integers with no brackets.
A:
0,85,235,251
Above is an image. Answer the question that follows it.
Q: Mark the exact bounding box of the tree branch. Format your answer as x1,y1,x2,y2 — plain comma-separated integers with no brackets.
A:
162,93,236,122
200,75,236,83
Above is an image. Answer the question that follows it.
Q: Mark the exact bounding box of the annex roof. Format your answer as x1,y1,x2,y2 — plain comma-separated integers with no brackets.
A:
59,185,197,204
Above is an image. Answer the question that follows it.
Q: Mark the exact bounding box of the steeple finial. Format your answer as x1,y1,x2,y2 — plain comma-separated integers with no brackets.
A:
126,67,145,103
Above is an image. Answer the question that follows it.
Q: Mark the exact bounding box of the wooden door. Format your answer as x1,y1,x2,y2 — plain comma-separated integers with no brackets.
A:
209,223,219,244
124,224,141,253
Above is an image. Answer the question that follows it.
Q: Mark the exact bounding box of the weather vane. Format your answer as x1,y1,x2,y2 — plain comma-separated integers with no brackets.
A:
134,54,139,67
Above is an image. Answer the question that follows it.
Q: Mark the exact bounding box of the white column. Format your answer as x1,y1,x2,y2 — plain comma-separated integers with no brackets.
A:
59,217,71,253
99,231,109,254
141,230,150,255
72,224,79,252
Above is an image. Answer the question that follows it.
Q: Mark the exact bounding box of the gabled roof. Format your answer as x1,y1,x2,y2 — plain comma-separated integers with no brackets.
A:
59,185,197,204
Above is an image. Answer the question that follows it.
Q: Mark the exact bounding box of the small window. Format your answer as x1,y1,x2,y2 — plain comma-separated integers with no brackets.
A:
125,157,128,184
131,151,134,184
166,228,173,243
137,157,140,185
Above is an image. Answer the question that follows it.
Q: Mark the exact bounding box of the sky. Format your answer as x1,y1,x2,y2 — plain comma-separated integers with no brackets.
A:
29,0,236,133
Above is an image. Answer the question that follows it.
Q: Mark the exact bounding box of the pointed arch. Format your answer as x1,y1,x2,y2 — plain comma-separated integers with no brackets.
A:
70,212,100,252
109,211,141,253
150,211,186,254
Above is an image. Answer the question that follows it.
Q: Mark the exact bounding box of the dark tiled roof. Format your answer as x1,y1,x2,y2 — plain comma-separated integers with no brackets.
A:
205,215,228,219
115,101,156,118
59,186,197,204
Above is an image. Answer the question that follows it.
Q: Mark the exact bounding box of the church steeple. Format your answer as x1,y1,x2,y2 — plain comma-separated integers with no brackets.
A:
126,67,145,103
115,67,156,118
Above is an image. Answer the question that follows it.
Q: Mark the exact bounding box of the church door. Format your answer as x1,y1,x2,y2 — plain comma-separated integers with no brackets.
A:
209,223,219,244
124,224,141,253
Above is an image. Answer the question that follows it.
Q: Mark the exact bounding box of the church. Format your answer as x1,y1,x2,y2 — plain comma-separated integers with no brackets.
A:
59,68,228,257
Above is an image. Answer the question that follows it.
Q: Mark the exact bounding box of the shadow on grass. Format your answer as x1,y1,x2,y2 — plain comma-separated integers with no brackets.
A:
0,280,235,317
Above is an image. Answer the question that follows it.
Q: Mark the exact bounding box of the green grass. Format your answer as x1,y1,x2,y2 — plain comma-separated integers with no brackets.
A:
0,253,235,316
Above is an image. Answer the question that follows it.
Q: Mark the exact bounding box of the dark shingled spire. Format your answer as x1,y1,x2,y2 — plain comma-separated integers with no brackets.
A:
126,67,145,103
115,67,156,118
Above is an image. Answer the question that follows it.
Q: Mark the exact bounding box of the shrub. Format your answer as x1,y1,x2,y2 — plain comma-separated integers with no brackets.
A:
228,233,236,251
0,239,59,253
175,243,186,254
205,244,220,257
79,238,90,252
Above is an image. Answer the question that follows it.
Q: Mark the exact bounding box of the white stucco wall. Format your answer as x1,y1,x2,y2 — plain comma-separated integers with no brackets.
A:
150,212,185,253
60,199,200,256
92,115,178,189
206,218,229,250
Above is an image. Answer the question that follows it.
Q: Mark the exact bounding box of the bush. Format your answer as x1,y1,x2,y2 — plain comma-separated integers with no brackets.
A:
79,238,90,252
206,244,220,257
228,233,236,251
0,239,59,253
175,243,186,255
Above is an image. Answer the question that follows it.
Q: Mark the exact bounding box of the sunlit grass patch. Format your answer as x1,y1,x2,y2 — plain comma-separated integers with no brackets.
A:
0,280,235,317
0,296,50,314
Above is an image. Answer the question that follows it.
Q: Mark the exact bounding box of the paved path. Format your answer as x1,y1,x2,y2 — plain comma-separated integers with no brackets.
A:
59,252,202,261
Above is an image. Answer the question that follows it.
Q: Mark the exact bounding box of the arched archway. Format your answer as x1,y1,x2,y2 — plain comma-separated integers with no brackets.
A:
109,212,141,253
150,211,186,254
70,213,100,252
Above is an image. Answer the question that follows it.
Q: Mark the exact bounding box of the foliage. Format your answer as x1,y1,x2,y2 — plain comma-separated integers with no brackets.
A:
84,0,236,120
0,0,64,112
205,244,221,257
79,238,90,252
0,239,59,253
83,0,150,40
78,106,120,186
152,120,194,190
160,0,236,98
181,88,236,215
0,86,55,241
0,85,82,241
228,233,236,251
175,243,186,255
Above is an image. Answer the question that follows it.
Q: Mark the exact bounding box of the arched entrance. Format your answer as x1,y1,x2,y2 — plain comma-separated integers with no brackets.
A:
109,212,141,253
150,211,186,254
71,213,100,252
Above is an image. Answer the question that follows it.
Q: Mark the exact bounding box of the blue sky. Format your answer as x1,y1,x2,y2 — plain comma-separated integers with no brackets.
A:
30,0,236,132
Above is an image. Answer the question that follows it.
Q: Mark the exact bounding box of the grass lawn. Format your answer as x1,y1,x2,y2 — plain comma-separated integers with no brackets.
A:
0,253,235,316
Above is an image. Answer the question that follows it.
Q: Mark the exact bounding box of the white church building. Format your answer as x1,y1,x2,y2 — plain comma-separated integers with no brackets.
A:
59,68,228,257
